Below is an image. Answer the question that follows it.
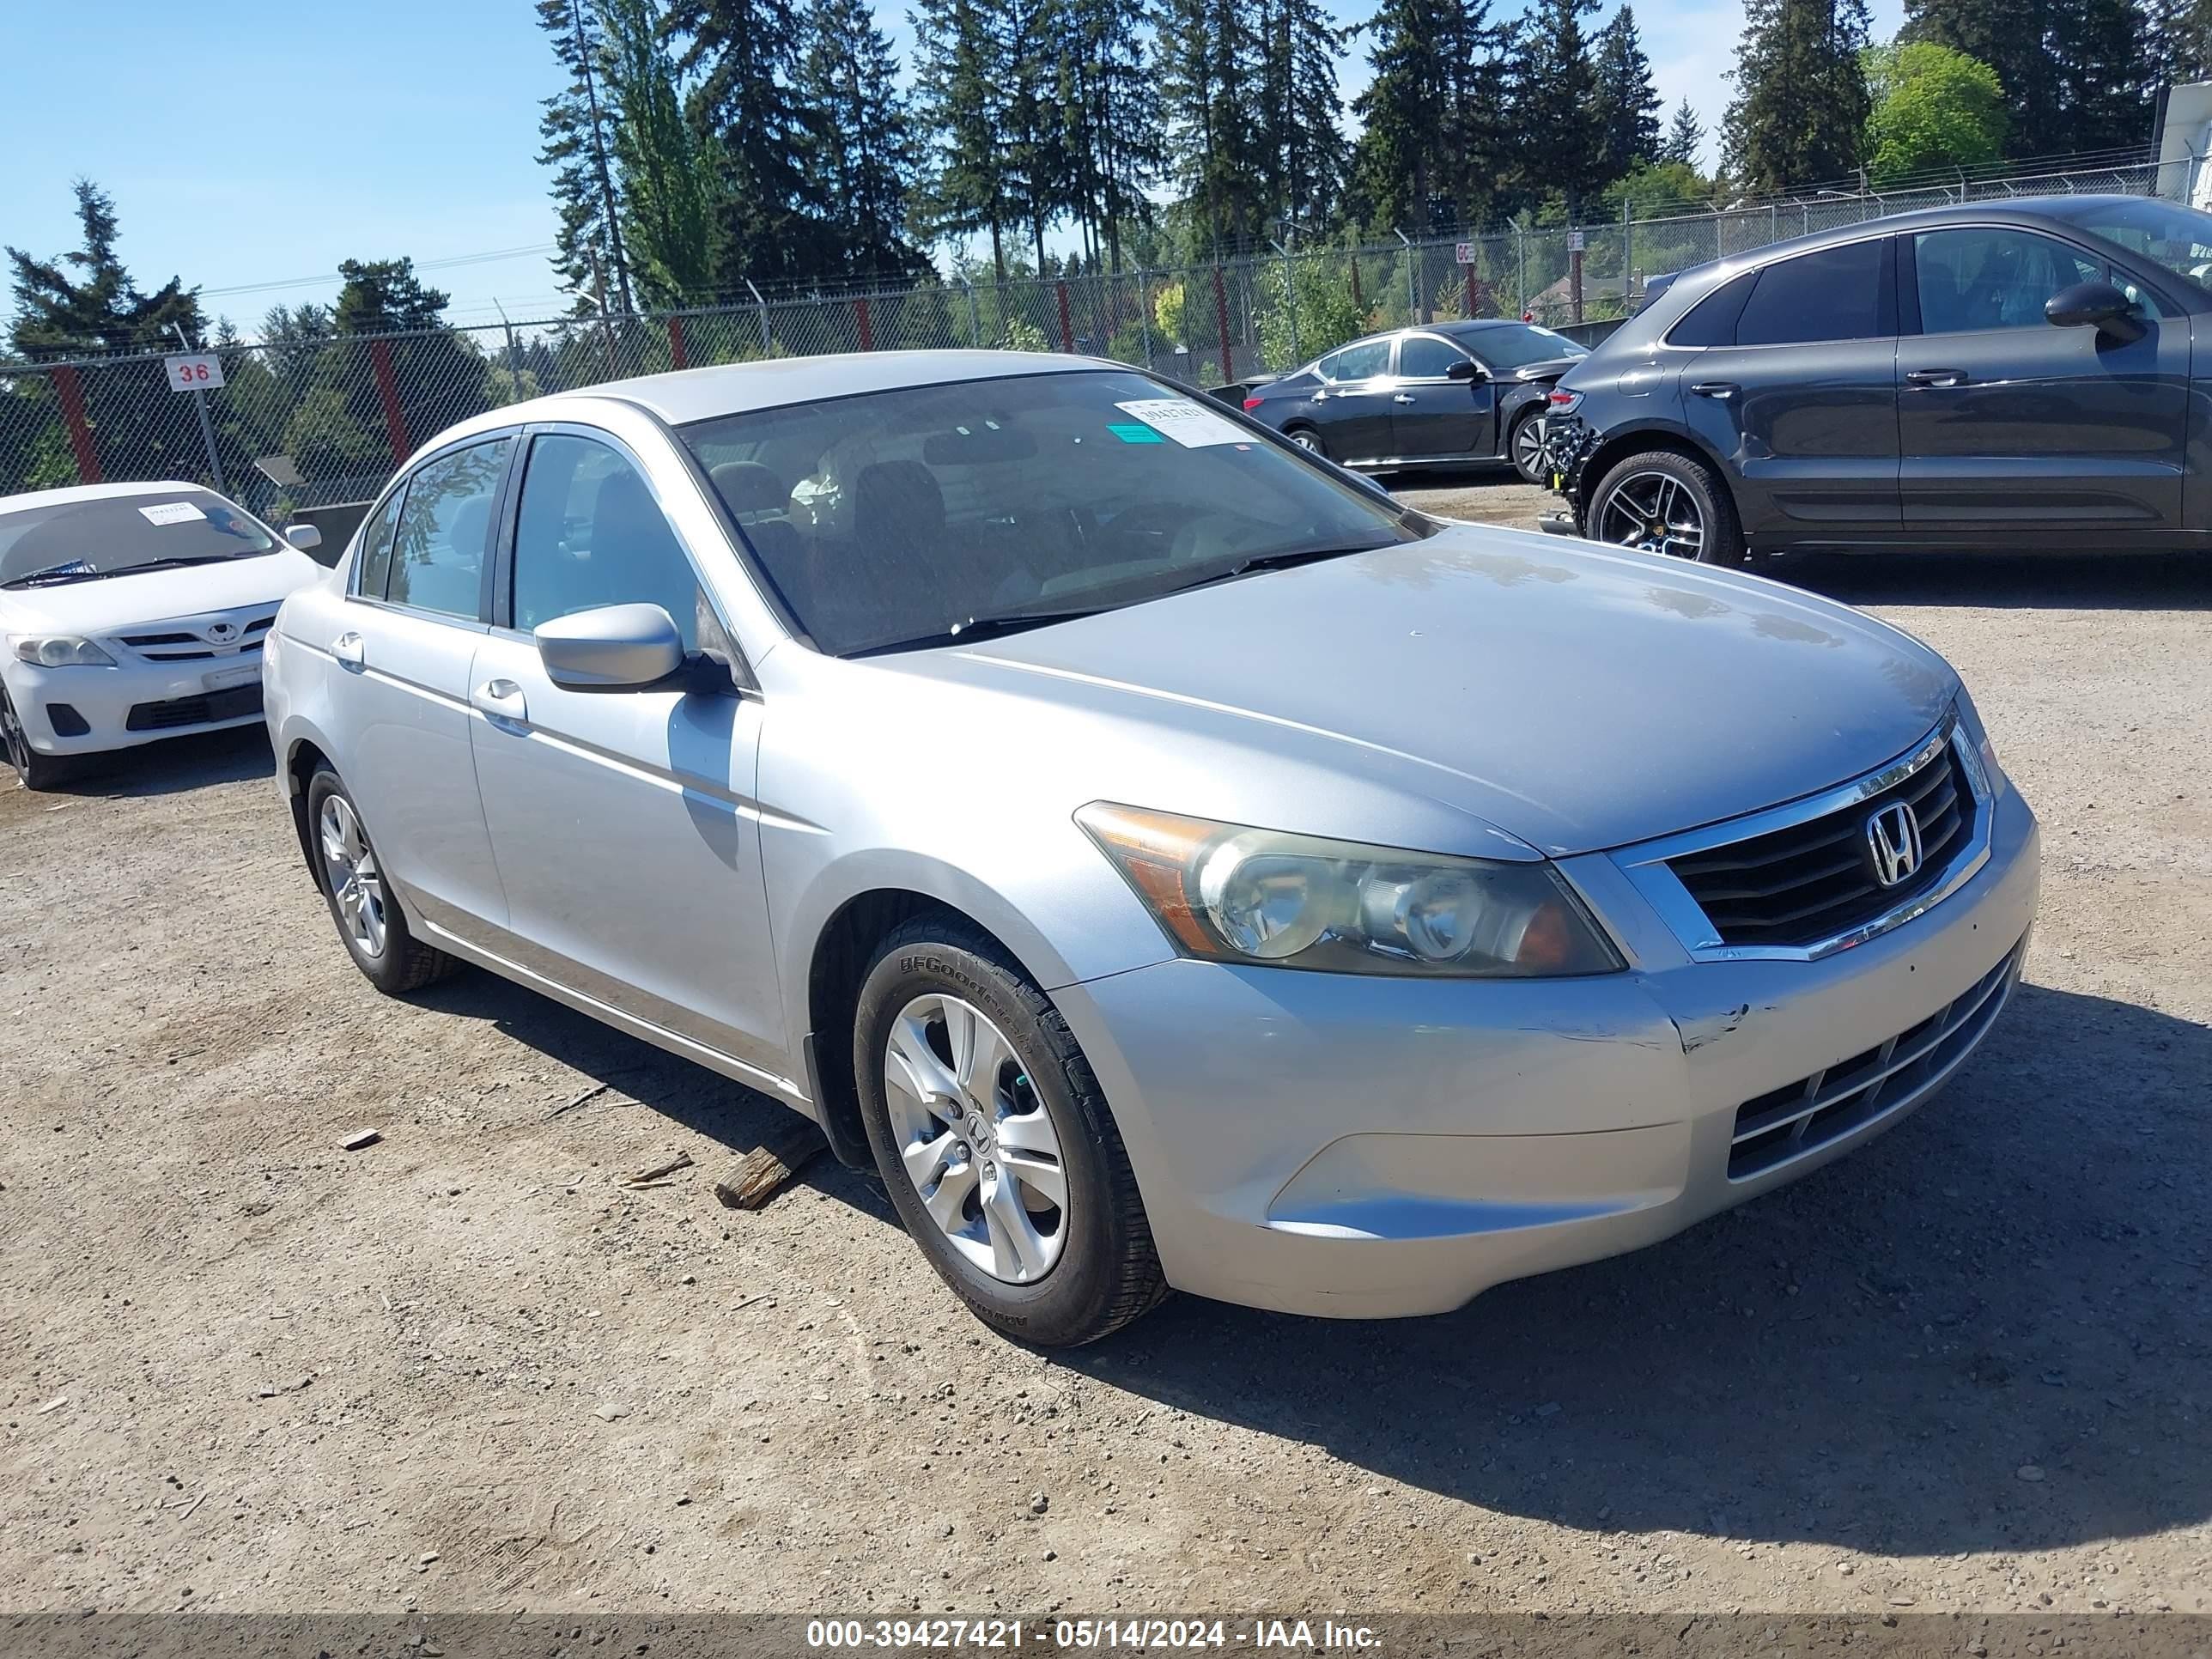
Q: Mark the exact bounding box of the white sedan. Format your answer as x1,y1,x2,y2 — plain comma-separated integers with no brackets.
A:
1,481,325,788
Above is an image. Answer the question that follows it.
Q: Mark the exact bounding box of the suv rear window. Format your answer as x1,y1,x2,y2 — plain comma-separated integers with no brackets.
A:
1668,240,1892,348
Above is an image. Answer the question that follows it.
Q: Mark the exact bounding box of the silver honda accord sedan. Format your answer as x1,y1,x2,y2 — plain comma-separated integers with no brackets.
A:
264,350,2039,1346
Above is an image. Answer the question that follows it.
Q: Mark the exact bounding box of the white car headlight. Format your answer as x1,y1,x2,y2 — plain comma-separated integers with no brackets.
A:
1952,687,2007,802
11,635,115,668
1077,803,1625,978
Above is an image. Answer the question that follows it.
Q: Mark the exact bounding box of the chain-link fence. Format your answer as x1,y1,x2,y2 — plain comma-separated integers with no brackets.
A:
0,151,2188,518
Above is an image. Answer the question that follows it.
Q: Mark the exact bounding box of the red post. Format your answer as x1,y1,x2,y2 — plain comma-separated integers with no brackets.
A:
1212,265,1234,384
666,315,689,370
1464,265,1480,319
1056,280,1074,353
1349,258,1364,313
369,338,410,465
50,366,100,485
854,296,874,352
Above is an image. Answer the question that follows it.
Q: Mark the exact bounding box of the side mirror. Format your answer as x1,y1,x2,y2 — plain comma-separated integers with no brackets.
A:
1446,359,1486,382
535,603,686,690
2045,280,2146,343
284,523,323,551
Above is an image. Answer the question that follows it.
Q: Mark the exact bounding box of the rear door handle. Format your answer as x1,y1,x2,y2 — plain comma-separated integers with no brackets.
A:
1392,393,1417,404
471,678,527,724
1689,381,1740,400
1905,368,1966,387
331,631,364,669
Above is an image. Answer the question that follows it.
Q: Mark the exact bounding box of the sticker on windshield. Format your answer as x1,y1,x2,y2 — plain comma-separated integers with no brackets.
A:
1113,398,1249,448
138,501,207,526
1107,422,1164,445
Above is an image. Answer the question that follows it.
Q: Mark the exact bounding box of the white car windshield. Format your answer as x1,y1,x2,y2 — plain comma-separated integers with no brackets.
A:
0,490,278,589
682,368,1433,655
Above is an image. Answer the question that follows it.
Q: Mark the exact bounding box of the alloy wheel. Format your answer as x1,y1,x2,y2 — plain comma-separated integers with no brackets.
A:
1289,430,1322,453
318,793,389,959
1513,415,1547,478
1595,470,1706,560
882,993,1068,1285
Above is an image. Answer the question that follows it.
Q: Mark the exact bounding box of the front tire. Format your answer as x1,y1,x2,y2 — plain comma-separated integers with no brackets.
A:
1509,409,1548,483
1,687,72,791
1285,426,1329,460
305,765,458,994
852,916,1167,1346
1587,448,1745,565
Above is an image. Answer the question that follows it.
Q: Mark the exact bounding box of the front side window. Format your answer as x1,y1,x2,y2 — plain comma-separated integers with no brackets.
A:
1734,240,1890,346
1398,336,1469,379
1914,228,2101,335
0,489,277,591
682,368,1431,656
510,433,714,652
1322,339,1391,381
387,439,511,620
353,489,404,600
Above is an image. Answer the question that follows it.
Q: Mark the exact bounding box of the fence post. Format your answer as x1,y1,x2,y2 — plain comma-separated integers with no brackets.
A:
369,339,410,467
1212,264,1233,384
1569,231,1584,325
1395,229,1418,325
1622,195,1634,307
1136,268,1152,369
1349,253,1364,313
1463,260,1479,319
49,366,101,485
854,296,874,352
1056,280,1074,353
1513,224,1526,318
965,279,981,349
1280,244,1301,360
666,315,689,370
747,279,773,356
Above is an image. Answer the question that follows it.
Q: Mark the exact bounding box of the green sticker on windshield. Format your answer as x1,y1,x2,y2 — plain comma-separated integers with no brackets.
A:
1108,422,1164,445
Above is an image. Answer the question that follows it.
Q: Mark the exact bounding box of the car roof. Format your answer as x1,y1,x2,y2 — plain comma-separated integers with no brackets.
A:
0,479,208,518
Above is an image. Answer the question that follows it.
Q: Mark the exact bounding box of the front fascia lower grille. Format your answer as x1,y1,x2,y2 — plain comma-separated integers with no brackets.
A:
1611,711,1996,963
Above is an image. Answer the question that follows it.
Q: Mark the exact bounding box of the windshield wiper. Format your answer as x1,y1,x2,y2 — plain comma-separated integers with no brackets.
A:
847,605,1110,657
1164,539,1397,595
2,553,235,590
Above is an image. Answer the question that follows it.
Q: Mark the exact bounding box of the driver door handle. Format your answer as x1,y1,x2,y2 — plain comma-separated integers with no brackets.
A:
471,678,527,724
1689,380,1740,399
1392,392,1417,404
1905,368,1967,387
331,631,364,669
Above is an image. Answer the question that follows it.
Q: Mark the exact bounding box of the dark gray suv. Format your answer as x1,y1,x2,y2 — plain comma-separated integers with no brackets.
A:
1541,195,2212,564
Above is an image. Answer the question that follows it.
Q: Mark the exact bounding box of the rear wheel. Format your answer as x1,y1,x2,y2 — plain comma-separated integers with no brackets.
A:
1587,449,1745,565
306,765,459,994
1285,426,1328,460
1509,409,1548,483
1,687,71,791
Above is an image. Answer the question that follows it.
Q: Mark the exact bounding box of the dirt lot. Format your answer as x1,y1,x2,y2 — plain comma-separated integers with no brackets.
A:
3,472,2209,1620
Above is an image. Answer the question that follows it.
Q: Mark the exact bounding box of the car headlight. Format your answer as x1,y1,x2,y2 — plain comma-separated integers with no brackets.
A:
1952,688,2007,802
1077,803,1624,978
11,635,115,668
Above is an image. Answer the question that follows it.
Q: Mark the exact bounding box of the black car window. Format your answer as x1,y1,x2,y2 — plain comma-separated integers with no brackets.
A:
1668,270,1756,347
1322,339,1390,381
510,433,714,652
1398,335,1468,379
386,439,511,620
1734,240,1890,345
1913,228,2102,334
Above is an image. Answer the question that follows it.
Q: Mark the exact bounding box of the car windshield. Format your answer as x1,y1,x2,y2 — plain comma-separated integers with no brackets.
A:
0,489,278,588
681,368,1434,655
1465,325,1587,368
2050,197,2212,295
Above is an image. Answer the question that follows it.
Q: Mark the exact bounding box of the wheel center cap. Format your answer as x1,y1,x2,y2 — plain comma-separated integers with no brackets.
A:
966,1109,993,1149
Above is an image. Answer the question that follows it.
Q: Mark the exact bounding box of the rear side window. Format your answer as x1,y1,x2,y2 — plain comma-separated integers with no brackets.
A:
1733,240,1891,345
1322,338,1390,380
386,439,512,620
1669,271,1756,347
354,489,404,600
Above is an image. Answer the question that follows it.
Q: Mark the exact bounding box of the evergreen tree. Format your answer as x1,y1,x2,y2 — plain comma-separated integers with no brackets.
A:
600,0,721,304
1505,0,1607,215
999,0,1071,266
1352,0,1509,231
1903,0,2145,157
1591,7,1662,185
534,0,635,313
1050,0,1164,270
1661,99,1705,165
1724,0,1871,192
1255,0,1350,233
669,0,827,286
6,180,203,356
795,0,927,279
2151,0,2212,83
331,260,489,453
911,0,1019,277
1159,0,1264,252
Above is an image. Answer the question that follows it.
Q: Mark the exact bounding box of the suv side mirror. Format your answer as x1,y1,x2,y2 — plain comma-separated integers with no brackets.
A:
2046,279,2146,343
535,603,686,690
1446,359,1486,382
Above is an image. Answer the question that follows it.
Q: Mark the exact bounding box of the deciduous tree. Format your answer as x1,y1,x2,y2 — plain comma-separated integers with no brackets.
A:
1862,40,2007,184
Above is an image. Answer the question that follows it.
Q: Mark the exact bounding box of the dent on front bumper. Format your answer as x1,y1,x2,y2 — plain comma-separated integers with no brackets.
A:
1052,785,2040,1319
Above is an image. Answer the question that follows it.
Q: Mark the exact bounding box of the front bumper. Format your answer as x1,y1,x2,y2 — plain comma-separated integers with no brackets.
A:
1052,784,2040,1319
2,656,266,757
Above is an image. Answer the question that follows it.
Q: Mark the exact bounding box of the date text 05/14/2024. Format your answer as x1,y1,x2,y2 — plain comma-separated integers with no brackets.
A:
805,1620,1382,1650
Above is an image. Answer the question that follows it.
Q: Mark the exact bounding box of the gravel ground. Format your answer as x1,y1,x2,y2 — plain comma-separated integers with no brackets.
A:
2,474,2207,1620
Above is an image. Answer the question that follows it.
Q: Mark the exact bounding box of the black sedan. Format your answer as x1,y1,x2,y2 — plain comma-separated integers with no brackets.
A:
1542,193,2212,564
1240,322,1589,482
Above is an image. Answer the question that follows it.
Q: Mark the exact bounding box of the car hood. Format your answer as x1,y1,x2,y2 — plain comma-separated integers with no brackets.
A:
910,526,1958,857
0,549,322,635
1511,356,1586,383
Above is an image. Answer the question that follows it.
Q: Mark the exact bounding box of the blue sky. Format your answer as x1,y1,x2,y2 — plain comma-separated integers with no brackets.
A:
0,0,1905,339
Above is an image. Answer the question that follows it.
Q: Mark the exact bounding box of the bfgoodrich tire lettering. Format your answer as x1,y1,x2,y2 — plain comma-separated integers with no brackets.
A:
853,916,1167,1346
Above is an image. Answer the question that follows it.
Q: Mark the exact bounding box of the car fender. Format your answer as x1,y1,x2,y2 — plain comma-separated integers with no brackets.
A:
1571,416,1734,512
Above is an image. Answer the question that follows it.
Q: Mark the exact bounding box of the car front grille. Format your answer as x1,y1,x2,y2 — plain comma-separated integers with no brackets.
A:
1668,742,1969,949
1727,937,2024,1180
118,614,275,662
124,684,264,732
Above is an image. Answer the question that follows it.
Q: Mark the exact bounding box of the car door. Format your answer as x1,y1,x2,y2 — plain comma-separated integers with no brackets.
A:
335,436,514,934
1673,235,1902,539
1388,333,1493,459
1896,224,2189,529
465,427,787,1081
1307,337,1398,463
